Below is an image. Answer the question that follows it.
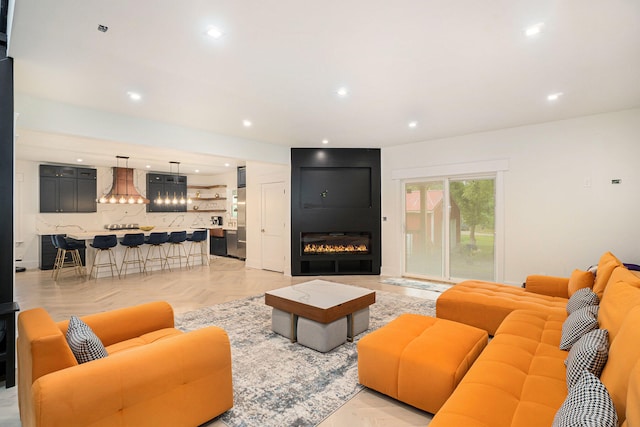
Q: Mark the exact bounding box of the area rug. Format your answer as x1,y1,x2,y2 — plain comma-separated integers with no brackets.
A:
381,277,452,293
176,290,437,427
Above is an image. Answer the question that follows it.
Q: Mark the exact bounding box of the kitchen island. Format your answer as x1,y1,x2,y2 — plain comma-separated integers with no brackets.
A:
61,228,212,278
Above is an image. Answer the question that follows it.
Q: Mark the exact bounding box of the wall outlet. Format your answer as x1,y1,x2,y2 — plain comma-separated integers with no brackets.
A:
611,179,622,184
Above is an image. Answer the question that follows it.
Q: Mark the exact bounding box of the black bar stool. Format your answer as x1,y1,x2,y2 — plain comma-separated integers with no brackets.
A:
144,232,170,272
119,233,146,277
187,230,209,266
89,234,119,279
166,231,189,269
52,235,86,280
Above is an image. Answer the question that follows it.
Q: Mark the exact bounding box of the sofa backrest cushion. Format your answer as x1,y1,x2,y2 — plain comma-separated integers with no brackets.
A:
568,269,595,297
600,305,640,425
592,252,623,299
57,301,175,347
599,267,640,341
624,361,640,427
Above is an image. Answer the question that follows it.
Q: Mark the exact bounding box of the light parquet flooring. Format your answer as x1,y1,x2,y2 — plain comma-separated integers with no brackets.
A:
1,256,434,427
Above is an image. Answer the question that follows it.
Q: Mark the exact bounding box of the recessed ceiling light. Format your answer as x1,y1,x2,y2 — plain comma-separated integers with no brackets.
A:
224,163,230,167
242,119,252,128
76,158,83,163
525,22,545,37
127,91,142,101
145,165,151,169
322,139,329,145
194,169,200,173
408,121,418,129
206,26,224,39
336,87,349,97
547,92,563,101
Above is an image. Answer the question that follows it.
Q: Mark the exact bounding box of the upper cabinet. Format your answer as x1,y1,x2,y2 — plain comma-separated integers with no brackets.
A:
39,165,97,213
146,173,188,213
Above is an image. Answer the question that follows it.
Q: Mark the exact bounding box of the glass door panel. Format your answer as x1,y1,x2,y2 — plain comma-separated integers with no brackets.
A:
449,178,495,281
404,180,445,278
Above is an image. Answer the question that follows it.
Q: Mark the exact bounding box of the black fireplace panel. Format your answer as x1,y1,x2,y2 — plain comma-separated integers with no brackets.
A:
291,148,381,276
300,167,372,209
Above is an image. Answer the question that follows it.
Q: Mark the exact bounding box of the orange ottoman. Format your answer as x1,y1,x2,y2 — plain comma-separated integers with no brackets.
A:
357,313,488,414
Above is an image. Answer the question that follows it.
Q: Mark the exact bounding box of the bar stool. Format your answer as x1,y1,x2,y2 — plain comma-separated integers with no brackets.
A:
89,235,119,279
187,230,209,266
119,233,146,277
166,231,190,269
144,232,170,272
52,235,86,280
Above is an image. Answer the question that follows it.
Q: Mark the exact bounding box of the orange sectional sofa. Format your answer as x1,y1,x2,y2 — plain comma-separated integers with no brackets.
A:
428,253,640,426
17,301,233,427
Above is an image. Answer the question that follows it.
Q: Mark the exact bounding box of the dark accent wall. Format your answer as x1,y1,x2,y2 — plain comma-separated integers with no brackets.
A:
291,148,381,275
0,57,13,303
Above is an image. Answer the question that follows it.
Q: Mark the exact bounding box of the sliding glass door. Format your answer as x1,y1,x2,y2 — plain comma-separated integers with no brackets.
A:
404,177,495,281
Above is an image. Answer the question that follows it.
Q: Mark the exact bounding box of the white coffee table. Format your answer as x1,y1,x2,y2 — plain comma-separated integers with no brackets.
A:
265,280,376,352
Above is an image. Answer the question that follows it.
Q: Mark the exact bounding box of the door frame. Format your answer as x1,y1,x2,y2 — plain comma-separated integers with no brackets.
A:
394,159,507,283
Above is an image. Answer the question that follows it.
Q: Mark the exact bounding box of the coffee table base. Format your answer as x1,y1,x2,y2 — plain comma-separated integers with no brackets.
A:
271,307,371,352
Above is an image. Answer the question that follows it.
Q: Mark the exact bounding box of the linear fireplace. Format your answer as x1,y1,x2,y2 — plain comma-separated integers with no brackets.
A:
301,232,371,255
291,148,381,276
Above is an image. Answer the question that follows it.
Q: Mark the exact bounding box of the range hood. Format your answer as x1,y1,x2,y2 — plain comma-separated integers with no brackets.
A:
98,167,149,204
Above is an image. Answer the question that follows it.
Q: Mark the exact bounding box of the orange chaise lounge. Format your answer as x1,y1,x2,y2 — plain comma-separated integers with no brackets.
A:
17,301,233,427
359,252,640,426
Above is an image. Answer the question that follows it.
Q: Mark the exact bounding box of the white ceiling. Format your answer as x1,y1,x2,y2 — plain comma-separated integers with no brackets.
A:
7,0,640,172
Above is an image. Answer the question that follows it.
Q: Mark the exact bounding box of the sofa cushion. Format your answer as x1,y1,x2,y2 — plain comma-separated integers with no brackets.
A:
436,280,567,335
566,287,600,314
430,309,568,427
568,269,595,297
565,329,609,389
600,306,640,425
105,327,183,354
599,266,640,341
66,316,108,364
559,305,599,350
592,252,623,299
552,371,617,427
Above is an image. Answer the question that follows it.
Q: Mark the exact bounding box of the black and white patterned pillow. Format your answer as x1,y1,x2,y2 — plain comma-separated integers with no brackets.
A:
552,371,618,427
565,329,609,389
560,305,599,351
66,315,108,364
566,288,600,315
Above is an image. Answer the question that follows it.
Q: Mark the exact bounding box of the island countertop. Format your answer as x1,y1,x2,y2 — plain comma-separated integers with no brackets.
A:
62,227,209,240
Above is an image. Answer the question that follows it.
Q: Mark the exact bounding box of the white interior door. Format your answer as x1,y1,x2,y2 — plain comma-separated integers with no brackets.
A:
261,182,285,272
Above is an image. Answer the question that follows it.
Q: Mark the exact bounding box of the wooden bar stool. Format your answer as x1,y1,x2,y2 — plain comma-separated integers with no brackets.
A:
166,231,190,269
89,235,119,279
52,235,86,280
144,232,170,272
187,230,209,266
119,233,146,277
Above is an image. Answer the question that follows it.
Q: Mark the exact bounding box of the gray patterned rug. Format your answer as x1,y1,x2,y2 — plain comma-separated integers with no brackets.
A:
381,277,452,293
176,290,437,427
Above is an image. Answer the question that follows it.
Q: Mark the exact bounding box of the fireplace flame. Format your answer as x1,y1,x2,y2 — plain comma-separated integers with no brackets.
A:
303,243,369,254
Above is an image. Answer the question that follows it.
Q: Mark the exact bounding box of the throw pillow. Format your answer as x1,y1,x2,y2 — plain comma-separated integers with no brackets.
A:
552,371,618,427
566,287,600,315
565,329,609,389
560,305,599,351
66,315,108,364
592,252,622,299
567,269,595,297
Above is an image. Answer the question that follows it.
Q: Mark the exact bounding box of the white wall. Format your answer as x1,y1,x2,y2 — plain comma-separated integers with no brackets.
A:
381,108,640,284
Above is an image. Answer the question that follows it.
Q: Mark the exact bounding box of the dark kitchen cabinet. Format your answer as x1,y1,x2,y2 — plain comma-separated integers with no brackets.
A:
146,173,187,213
39,165,96,213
